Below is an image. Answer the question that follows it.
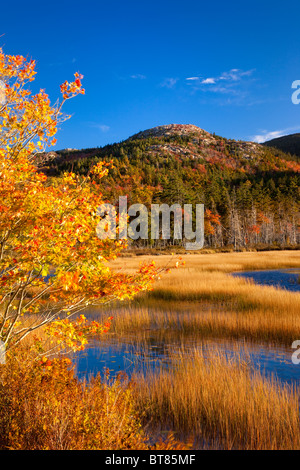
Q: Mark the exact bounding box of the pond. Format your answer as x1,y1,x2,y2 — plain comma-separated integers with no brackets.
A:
72,269,300,387
232,269,300,292
73,331,300,386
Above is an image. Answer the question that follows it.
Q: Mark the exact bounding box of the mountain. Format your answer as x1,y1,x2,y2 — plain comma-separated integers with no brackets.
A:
263,133,300,159
44,123,299,176
43,124,300,250
47,124,300,172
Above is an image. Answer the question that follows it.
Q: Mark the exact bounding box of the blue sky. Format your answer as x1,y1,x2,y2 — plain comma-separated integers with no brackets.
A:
1,0,300,149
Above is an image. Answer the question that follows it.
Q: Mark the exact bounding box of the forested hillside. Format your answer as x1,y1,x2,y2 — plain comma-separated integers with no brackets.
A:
44,124,300,250
263,133,300,159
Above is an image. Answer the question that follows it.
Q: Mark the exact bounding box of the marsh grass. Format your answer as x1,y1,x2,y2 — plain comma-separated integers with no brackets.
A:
133,347,300,450
143,270,300,311
92,251,300,345
88,302,300,345
6,251,299,450
87,285,300,346
111,250,300,274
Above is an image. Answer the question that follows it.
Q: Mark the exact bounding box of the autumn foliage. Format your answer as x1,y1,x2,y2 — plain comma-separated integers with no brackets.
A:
0,345,145,450
0,344,189,450
0,48,160,352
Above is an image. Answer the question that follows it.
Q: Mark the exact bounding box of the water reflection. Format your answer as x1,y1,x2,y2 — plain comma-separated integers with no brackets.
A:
72,269,300,387
73,331,300,386
232,269,300,292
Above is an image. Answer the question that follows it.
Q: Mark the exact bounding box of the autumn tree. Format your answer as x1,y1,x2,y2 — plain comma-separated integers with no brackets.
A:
0,48,160,353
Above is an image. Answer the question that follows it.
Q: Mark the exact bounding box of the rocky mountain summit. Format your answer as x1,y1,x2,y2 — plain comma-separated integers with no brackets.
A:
41,123,300,177
130,124,262,163
130,124,209,139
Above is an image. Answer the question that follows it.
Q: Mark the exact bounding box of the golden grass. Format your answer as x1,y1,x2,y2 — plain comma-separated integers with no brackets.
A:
109,251,300,313
88,301,300,345
111,250,300,274
86,251,300,345
133,347,300,450
145,269,300,311
111,250,300,309
14,251,300,347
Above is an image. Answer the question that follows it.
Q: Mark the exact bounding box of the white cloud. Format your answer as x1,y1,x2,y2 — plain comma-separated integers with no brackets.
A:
48,57,78,67
201,78,216,84
160,77,178,89
88,122,110,133
186,77,200,81
184,68,256,105
96,124,110,133
220,68,254,82
251,126,300,143
131,74,146,79
190,68,255,91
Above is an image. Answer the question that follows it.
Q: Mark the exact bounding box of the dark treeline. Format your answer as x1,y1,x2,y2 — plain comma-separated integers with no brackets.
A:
263,133,300,159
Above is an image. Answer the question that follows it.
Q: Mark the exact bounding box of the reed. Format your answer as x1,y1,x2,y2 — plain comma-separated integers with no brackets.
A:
109,250,300,311
87,301,300,345
111,250,300,274
133,347,300,450
144,269,300,311
86,250,300,345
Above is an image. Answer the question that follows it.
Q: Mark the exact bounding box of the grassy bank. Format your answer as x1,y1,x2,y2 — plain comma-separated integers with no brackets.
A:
113,250,300,273
134,347,300,450
88,301,300,345
86,251,300,345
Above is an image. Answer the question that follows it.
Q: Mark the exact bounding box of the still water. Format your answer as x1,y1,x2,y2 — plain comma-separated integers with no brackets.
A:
73,333,300,385
72,269,300,386
232,268,300,292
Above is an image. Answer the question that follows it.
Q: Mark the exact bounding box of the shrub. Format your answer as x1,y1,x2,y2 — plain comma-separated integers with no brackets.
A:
0,345,147,450
0,344,188,450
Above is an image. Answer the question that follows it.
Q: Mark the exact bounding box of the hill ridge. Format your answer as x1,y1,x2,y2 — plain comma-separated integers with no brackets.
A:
264,133,300,159
41,123,300,175
129,123,210,140
40,123,300,249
